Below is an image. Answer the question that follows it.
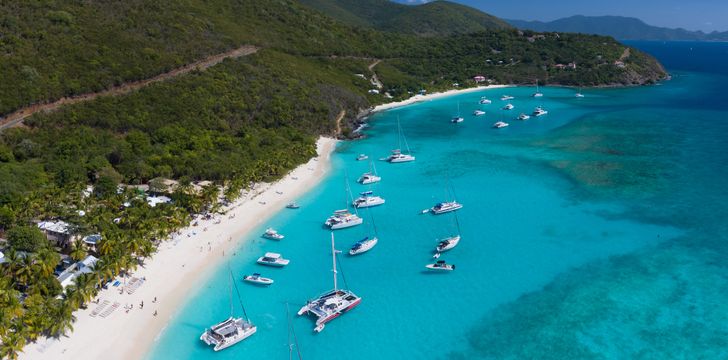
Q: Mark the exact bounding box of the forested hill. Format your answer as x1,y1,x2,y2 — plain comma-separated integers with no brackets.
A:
299,0,512,36
507,15,728,41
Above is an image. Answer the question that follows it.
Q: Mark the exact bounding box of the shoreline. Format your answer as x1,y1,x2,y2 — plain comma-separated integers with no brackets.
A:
21,137,339,360
370,84,512,113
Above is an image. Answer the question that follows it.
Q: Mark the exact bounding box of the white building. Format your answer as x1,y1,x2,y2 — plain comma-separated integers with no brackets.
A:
57,255,99,289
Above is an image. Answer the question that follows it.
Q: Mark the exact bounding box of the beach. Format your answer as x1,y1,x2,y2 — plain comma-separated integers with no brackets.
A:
20,137,338,360
370,84,511,113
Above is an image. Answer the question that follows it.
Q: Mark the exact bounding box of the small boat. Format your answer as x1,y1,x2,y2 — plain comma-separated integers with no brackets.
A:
356,154,368,161
575,92,585,98
298,233,362,332
385,117,415,163
502,103,514,110
431,201,463,214
349,236,378,255
500,95,514,101
352,191,385,208
325,210,363,229
200,271,256,351
532,107,548,117
436,235,461,252
473,110,486,116
492,121,509,128
358,161,381,184
425,260,455,271
257,252,290,267
243,273,274,286
286,202,300,209
450,102,464,123
479,97,492,104
517,113,530,120
262,227,284,240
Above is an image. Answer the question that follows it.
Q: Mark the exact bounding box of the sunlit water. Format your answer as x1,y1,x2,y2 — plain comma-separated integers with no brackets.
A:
148,41,728,359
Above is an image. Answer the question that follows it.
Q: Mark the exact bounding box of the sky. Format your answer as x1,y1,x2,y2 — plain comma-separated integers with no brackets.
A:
397,0,728,32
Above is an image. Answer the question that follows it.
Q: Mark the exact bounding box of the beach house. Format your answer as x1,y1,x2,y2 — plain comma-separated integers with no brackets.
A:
56,255,99,289
37,220,77,248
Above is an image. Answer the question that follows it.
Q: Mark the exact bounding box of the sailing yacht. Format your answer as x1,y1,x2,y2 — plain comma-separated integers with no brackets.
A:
518,113,530,120
575,88,585,98
350,207,379,256
532,83,544,97
502,103,514,110
473,110,486,116
500,95,514,101
356,154,368,161
451,102,464,123
352,190,385,208
358,161,381,184
479,96,492,105
200,272,256,351
532,107,548,116
298,233,362,332
492,121,509,128
385,118,415,163
325,210,363,229
435,211,462,253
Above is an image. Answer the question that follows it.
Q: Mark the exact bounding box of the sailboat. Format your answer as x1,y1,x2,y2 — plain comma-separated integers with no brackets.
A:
352,190,385,208
325,177,363,229
575,88,585,98
298,233,362,332
532,82,544,97
350,208,379,256
431,180,463,214
287,303,303,360
384,117,415,163
358,160,381,184
200,271,257,351
435,211,461,254
451,102,464,123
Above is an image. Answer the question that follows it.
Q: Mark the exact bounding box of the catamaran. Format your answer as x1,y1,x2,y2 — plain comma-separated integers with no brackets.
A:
262,227,284,240
532,107,548,116
200,271,256,351
532,83,544,97
352,190,385,208
257,252,290,267
451,102,464,123
501,95,514,101
502,103,514,110
517,113,530,120
575,88,585,98
384,117,415,163
298,233,362,332
473,110,486,116
356,154,368,161
325,210,363,229
479,96,492,104
492,121,509,128
358,161,381,184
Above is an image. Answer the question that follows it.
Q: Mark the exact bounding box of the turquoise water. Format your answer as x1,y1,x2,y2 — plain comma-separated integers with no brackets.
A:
148,42,728,359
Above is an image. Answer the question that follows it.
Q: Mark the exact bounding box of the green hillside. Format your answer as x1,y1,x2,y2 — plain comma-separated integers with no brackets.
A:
299,0,512,36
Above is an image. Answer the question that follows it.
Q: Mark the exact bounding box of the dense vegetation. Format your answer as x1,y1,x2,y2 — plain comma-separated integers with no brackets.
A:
300,0,512,36
0,0,668,357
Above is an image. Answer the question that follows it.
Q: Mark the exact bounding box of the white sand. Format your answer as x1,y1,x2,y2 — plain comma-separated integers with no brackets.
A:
21,137,339,360
370,84,511,113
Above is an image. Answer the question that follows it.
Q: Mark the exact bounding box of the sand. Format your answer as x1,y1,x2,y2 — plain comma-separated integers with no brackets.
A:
370,84,511,113
21,137,339,360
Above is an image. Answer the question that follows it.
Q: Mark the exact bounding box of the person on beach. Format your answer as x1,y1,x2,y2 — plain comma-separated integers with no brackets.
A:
153,311,157,317
153,297,157,303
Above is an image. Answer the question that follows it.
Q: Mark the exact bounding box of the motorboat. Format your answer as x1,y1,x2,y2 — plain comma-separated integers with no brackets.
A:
473,110,486,116
502,103,514,110
436,235,461,252
298,233,361,332
517,113,530,120
200,272,256,351
431,201,463,214
425,260,455,271
492,121,510,128
257,252,290,267
352,191,385,208
349,236,378,256
286,202,300,209
500,95,514,101
325,210,363,230
243,273,274,286
532,107,548,117
479,97,492,104
356,154,368,161
262,227,284,240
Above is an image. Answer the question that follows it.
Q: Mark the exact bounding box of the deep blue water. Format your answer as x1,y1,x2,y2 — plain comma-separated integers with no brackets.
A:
148,42,728,359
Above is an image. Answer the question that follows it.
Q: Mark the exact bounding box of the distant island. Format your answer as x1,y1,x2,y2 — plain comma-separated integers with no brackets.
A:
507,15,728,41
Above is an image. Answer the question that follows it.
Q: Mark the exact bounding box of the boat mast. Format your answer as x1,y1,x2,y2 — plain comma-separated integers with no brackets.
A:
228,271,234,318
331,232,338,291
397,116,403,151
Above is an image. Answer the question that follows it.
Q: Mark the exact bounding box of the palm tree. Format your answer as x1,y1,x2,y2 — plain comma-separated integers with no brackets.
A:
71,273,97,306
0,332,26,360
70,239,87,262
34,248,60,278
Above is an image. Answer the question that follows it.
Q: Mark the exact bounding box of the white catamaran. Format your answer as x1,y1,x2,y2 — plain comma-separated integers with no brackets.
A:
352,190,385,208
200,271,257,351
358,160,381,185
326,178,364,229
384,117,415,163
298,233,362,332
451,102,464,123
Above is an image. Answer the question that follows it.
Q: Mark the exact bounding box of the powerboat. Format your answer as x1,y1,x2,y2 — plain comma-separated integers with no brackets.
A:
286,202,300,209
492,121,509,128
436,235,461,252
298,233,361,332
473,110,486,116
385,149,415,163
532,107,548,117
425,260,455,271
257,252,290,267
262,227,284,240
358,172,381,185
325,210,363,229
352,191,385,208
431,201,463,214
356,154,368,161
517,113,530,120
200,317,257,351
502,103,514,110
500,95,514,101
349,236,378,255
479,97,492,104
243,273,274,286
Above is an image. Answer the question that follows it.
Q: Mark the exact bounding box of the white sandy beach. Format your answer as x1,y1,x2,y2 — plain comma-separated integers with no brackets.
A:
370,84,511,113
21,137,338,360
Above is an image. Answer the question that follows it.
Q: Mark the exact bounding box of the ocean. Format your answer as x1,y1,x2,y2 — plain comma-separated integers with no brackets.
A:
147,41,728,359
